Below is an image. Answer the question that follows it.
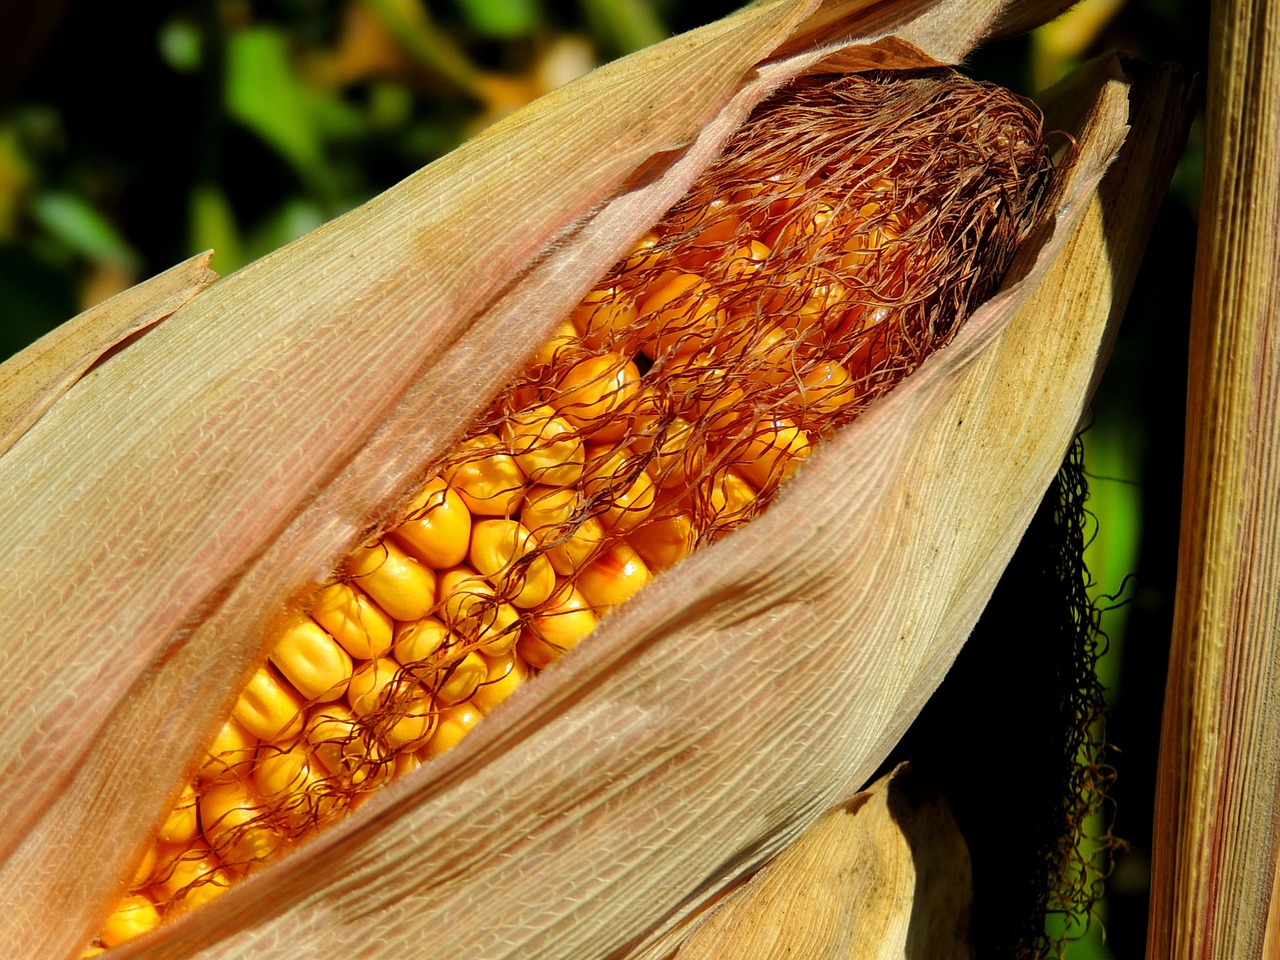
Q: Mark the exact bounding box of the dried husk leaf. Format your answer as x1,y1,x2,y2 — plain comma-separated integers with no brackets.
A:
0,2,1177,958
1148,0,1280,955
662,766,972,960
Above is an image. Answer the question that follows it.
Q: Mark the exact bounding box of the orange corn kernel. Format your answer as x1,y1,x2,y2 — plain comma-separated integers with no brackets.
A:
468,518,556,609
520,583,599,668
391,476,472,569
574,542,652,611
150,841,232,914
346,658,437,750
501,404,587,487
735,417,812,490
519,485,607,576
309,581,394,661
432,649,488,706
550,353,640,442
582,445,657,534
391,616,450,671
419,701,482,760
232,664,306,743
636,272,726,360
797,358,857,415
442,433,526,517
472,651,529,713
436,565,522,655
305,703,393,791
199,780,285,866
98,894,161,948
627,507,696,574
198,717,258,782
269,617,354,702
345,538,437,623
158,784,199,845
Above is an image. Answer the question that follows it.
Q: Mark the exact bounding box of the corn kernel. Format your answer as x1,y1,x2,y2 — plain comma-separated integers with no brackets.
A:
232,664,306,742
309,581,394,660
581,445,657,533
347,658,436,750
735,417,812,490
501,405,586,486
520,583,599,668
198,717,257,782
550,353,640,442
468,518,556,608
98,893,161,948
419,701,482,760
442,433,525,517
269,617,353,702
570,286,639,351
199,780,284,866
575,542,653,611
472,651,529,713
627,507,696,573
392,616,450,671
636,272,726,359
151,841,232,913
391,476,472,569
436,565,522,655
519,485,607,575
158,783,199,845
345,538,437,623
797,358,857,414
253,739,335,827
306,703,393,790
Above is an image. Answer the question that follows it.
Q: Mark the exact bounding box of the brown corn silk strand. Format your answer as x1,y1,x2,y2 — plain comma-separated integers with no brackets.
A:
87,70,1050,952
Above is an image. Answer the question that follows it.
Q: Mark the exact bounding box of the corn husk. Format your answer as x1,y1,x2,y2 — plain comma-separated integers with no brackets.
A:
0,1,1187,957
665,765,973,960
1148,0,1280,954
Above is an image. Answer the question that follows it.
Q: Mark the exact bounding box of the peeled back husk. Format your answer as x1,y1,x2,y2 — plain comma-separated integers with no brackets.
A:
0,0,1189,957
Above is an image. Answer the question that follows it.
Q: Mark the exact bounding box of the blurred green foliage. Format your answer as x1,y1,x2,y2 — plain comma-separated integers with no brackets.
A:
0,1,1205,957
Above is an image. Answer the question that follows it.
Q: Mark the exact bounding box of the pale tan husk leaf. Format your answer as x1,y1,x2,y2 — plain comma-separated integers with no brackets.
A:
0,1,1180,958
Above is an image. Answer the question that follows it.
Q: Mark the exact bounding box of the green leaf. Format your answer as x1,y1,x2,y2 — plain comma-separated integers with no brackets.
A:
453,0,541,37
29,191,138,268
189,184,244,274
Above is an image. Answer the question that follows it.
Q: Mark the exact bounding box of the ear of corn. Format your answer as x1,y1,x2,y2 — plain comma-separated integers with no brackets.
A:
0,0,1173,952
83,69,1052,952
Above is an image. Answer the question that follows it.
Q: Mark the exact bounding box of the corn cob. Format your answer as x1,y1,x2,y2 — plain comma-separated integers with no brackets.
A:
86,69,1050,952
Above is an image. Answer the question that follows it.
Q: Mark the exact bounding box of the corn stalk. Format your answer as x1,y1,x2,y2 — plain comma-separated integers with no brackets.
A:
0,0,1192,956
1147,0,1280,954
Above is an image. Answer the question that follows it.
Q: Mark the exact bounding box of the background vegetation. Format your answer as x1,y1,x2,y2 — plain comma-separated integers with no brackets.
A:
0,0,1206,955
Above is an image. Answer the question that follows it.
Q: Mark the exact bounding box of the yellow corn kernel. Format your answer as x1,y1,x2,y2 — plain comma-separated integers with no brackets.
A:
635,272,726,360
158,783,199,845
151,841,232,913
419,701,482,760
309,581,394,661
582,445,657,533
132,842,159,887
575,542,653,611
735,417,812,490
305,703,393,790
627,506,696,574
391,615,450,670
519,485,607,575
623,229,662,272
268,617,353,702
629,408,703,490
472,651,529,713
199,717,257,782
345,538,437,623
569,286,639,351
702,468,759,526
432,649,488,705
98,893,161,948
232,664,306,742
436,565,521,655
391,476,472,569
528,316,582,369
797,358,857,415
199,780,284,866
468,518,556,609
520,583,599,668
550,352,640,442
347,657,437,750
253,740,335,827
442,433,526,517
501,404,587,486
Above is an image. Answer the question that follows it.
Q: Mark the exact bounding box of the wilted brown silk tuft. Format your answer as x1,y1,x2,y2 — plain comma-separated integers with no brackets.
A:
88,70,1050,952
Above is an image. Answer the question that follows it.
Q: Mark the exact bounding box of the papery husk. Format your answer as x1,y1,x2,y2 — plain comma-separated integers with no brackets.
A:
1148,0,1280,954
0,1,1180,957
664,765,973,960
